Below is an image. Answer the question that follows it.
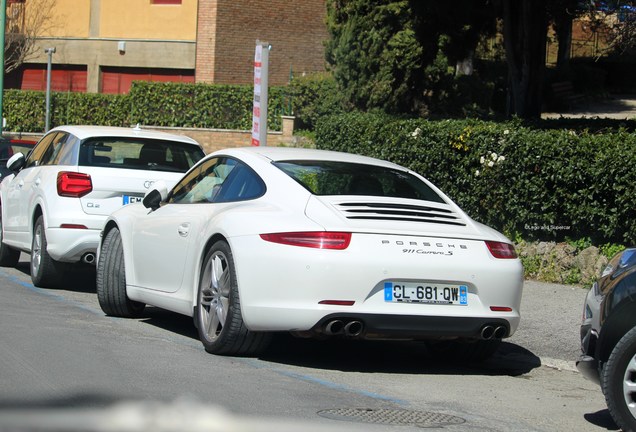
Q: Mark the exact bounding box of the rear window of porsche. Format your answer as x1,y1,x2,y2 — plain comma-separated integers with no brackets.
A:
273,160,445,203
79,138,204,173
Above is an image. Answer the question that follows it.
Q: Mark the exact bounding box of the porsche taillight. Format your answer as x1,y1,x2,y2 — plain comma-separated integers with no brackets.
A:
260,232,352,250
486,241,518,259
57,172,92,198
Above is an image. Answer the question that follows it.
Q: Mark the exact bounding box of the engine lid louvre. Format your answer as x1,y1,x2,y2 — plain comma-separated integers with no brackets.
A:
336,202,466,227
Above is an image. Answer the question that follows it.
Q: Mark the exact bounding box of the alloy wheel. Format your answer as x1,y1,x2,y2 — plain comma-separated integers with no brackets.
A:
31,223,43,276
199,252,231,342
623,355,636,418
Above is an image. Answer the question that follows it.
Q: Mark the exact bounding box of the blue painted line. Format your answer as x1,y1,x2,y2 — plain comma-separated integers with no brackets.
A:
278,369,408,405
0,269,103,316
241,358,407,406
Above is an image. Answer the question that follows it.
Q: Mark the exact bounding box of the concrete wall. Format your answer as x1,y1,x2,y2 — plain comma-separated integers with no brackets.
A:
7,117,297,155
29,38,196,93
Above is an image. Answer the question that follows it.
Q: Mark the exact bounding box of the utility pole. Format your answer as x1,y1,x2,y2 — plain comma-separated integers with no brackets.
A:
0,0,7,136
44,47,56,132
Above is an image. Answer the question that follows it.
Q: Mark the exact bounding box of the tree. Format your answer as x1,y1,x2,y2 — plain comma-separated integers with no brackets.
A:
4,0,57,73
325,1,424,113
498,0,548,118
325,0,495,115
548,0,582,72
326,0,567,119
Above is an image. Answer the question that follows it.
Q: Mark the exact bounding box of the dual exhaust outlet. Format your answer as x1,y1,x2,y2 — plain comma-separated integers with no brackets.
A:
324,319,364,337
323,320,505,340
480,324,507,340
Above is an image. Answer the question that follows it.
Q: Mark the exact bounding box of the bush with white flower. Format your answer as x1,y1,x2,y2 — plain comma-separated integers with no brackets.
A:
475,151,505,176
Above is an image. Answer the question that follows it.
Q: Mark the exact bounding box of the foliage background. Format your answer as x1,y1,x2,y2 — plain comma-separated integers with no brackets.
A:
3,81,291,133
315,112,636,246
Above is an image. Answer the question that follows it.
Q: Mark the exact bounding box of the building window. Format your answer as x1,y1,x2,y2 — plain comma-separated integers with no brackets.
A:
151,0,182,4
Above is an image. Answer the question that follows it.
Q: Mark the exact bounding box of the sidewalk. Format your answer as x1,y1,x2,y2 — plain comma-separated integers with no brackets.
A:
542,94,636,119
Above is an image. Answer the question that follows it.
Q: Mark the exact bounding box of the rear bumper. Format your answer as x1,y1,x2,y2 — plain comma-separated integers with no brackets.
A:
45,227,100,263
312,313,512,340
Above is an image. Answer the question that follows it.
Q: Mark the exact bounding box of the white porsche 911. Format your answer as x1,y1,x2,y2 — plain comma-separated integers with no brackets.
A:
96,147,523,359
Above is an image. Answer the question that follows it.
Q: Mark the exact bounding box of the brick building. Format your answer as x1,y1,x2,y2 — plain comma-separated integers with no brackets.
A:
195,0,329,86
7,0,328,93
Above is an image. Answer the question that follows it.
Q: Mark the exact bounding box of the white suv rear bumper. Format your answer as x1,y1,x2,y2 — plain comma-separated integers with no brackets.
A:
45,227,101,263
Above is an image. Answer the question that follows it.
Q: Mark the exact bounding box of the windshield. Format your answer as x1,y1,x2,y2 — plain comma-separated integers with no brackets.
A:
79,137,204,173
273,160,446,203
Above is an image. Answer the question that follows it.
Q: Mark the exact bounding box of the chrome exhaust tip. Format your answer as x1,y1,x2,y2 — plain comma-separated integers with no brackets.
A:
494,325,507,339
344,320,364,337
480,325,495,340
325,319,344,335
82,253,96,265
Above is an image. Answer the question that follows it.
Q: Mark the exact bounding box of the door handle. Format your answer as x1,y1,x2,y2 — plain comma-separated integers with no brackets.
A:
177,223,191,237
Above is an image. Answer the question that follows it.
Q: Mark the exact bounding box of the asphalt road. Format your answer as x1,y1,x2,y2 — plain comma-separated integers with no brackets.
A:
0,255,616,432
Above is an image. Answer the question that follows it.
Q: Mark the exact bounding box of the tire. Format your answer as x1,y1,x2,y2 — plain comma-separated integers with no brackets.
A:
30,215,63,288
96,227,144,318
602,326,636,432
195,240,271,356
0,206,19,267
426,338,502,363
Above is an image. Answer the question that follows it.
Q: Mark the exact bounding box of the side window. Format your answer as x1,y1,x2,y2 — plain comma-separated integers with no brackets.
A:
24,132,58,169
39,133,69,166
168,157,234,204
53,134,79,166
167,157,265,204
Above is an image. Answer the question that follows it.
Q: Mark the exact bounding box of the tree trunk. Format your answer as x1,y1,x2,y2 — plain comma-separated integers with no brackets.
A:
455,50,475,77
502,0,548,119
554,13,573,72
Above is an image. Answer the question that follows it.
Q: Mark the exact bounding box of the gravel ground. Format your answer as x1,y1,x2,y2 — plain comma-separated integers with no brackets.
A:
542,93,636,119
506,280,589,369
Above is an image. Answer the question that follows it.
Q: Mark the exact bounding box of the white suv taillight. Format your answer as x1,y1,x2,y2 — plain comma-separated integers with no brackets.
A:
57,172,92,198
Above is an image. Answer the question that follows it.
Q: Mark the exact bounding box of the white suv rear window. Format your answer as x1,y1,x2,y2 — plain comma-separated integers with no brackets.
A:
79,138,204,173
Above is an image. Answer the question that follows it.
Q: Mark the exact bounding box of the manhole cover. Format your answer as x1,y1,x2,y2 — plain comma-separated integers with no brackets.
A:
318,408,466,428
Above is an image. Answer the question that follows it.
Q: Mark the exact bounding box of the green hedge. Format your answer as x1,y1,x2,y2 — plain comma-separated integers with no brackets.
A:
315,112,636,245
3,81,292,133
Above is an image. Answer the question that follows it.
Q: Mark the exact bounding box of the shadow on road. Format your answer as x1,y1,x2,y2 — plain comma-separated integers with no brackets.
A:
584,409,619,431
137,307,542,376
260,334,541,377
15,256,97,294
138,306,199,340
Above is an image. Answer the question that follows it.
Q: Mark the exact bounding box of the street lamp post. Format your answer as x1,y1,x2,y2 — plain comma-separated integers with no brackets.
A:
44,47,56,132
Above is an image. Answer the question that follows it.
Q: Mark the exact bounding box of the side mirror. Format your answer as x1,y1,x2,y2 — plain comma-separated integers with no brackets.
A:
142,180,168,211
6,152,25,172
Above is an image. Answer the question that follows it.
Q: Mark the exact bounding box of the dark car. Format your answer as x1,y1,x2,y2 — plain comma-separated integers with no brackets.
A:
578,247,636,431
0,137,36,178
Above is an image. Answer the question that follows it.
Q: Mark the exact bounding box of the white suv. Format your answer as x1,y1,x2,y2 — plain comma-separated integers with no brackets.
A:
0,125,205,287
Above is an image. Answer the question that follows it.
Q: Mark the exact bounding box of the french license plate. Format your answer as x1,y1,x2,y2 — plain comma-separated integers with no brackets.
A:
384,282,468,305
122,195,143,205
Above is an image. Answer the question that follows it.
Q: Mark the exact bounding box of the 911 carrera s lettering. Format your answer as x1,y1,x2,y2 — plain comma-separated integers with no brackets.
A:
402,249,453,256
